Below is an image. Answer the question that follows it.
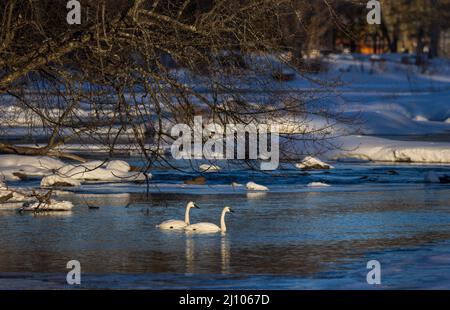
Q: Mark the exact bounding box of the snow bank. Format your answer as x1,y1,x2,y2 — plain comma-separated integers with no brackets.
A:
246,182,269,191
0,191,13,203
21,200,73,211
329,135,450,163
296,156,333,170
105,160,131,172
0,190,28,202
0,202,25,210
0,181,29,202
0,178,74,211
0,155,65,181
0,167,47,181
0,155,65,170
57,162,146,182
318,54,450,137
0,156,146,183
40,175,81,187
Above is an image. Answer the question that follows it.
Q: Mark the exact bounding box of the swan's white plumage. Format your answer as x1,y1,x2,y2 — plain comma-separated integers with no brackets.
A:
185,222,221,233
185,206,233,234
157,219,188,230
157,201,198,230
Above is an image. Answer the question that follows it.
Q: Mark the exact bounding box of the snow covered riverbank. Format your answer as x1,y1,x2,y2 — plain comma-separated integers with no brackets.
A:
0,155,147,183
328,135,450,164
0,155,148,211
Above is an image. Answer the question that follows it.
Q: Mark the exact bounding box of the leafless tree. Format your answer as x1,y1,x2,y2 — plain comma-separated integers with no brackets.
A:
0,0,354,173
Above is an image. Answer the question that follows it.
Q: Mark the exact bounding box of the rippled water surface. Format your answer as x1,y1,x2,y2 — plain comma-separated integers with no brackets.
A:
0,163,449,289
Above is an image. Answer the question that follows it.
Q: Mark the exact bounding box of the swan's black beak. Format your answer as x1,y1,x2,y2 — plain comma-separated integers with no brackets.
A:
229,208,234,213
194,203,200,209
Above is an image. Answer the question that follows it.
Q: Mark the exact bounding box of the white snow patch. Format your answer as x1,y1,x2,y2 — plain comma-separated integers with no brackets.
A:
41,175,81,187
22,200,73,211
57,162,147,182
328,136,450,163
0,155,65,181
413,115,428,122
0,202,24,210
0,156,145,183
0,190,28,202
199,164,221,172
58,161,151,182
0,166,50,181
0,155,64,169
0,181,29,202
296,156,334,170
307,182,330,187
246,182,269,191
105,160,131,172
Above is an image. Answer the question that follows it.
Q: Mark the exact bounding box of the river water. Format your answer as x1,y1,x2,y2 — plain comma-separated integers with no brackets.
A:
0,163,449,289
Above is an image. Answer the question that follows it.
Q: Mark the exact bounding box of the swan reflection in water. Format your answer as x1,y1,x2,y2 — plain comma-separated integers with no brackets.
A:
184,235,230,275
246,192,267,200
185,236,195,275
220,236,230,274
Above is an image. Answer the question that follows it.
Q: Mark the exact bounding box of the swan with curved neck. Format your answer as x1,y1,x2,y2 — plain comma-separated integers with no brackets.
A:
185,206,233,233
157,201,199,230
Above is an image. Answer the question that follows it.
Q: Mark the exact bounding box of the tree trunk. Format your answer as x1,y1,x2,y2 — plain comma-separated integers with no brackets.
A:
0,143,86,162
429,24,440,59
391,18,400,53
428,0,440,59
416,28,424,66
380,15,394,52
372,32,378,54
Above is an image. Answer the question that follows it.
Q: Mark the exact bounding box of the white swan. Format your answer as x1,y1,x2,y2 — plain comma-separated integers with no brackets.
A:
185,206,233,234
157,201,199,230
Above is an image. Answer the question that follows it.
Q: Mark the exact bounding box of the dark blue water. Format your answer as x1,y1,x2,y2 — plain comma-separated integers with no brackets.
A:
0,163,449,289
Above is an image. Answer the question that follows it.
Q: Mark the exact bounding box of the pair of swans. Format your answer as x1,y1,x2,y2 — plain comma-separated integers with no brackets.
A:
157,201,233,233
